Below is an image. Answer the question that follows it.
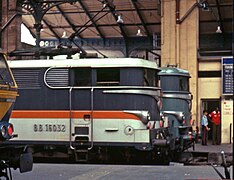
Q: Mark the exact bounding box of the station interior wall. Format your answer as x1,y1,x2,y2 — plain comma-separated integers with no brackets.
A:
221,99,233,144
198,58,233,144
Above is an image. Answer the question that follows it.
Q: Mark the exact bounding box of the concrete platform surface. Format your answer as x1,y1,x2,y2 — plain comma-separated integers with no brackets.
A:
187,143,233,166
193,143,233,154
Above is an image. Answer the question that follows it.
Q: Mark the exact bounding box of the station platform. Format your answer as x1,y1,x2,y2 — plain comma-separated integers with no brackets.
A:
187,142,233,166
192,142,233,154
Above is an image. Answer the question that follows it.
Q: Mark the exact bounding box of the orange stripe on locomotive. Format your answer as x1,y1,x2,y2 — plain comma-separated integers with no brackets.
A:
11,110,141,120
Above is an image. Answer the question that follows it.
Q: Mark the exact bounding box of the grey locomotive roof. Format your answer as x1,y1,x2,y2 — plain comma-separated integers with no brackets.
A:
158,67,190,77
8,58,159,70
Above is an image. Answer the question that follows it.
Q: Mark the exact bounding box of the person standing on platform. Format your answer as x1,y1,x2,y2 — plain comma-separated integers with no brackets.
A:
201,110,210,145
209,107,221,145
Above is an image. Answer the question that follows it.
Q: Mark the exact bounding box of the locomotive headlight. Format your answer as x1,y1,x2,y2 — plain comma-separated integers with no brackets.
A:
157,99,162,111
0,123,14,140
147,112,151,121
1,125,7,139
178,112,185,123
188,100,192,111
141,111,151,124
160,112,164,121
124,111,151,124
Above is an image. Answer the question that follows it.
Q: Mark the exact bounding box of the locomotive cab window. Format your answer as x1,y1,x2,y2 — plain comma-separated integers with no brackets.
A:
144,69,158,87
179,77,189,91
0,55,14,86
70,68,92,87
160,76,189,91
96,68,120,86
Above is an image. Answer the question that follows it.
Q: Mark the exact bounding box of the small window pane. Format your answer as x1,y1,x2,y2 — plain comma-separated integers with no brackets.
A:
96,68,120,86
144,69,157,87
73,68,92,86
179,77,189,91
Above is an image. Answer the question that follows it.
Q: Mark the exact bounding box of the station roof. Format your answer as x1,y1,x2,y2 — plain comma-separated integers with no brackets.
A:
20,0,160,39
19,0,232,40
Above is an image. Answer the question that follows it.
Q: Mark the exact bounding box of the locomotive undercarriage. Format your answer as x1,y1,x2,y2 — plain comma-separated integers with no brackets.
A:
170,126,195,152
29,127,173,164
32,146,172,164
9,125,195,165
0,146,33,179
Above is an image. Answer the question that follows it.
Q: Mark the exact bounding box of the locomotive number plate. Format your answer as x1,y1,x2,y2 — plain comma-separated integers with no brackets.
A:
33,124,66,132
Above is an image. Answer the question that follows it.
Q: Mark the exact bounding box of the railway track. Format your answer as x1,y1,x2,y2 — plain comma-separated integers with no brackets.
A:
33,150,233,167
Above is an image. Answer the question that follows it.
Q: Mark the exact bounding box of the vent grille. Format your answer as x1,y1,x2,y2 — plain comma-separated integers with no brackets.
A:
12,69,41,89
45,68,69,87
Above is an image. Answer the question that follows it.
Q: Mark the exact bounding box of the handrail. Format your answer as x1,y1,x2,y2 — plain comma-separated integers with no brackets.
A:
69,87,75,150
69,87,94,151
88,88,94,150
230,123,232,144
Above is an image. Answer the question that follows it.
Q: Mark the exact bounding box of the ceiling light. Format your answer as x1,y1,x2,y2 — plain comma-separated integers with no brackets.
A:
44,41,49,47
116,15,123,24
200,2,209,11
62,31,68,38
216,26,222,33
136,29,143,36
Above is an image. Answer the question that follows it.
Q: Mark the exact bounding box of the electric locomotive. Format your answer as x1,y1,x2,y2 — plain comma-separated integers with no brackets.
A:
0,53,16,142
0,52,33,178
8,58,170,162
158,66,195,154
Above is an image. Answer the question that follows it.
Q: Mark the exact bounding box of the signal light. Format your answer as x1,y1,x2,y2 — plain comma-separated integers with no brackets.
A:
7,124,14,137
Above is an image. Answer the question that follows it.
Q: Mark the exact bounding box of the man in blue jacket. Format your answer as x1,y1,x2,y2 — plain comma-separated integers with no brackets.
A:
201,110,210,145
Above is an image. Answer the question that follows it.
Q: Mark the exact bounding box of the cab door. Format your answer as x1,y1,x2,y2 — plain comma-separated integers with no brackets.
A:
69,67,93,149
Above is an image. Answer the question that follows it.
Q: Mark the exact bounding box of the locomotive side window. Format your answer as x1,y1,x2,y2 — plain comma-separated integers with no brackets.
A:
179,77,189,91
144,69,157,87
71,68,92,87
0,55,14,86
96,68,120,86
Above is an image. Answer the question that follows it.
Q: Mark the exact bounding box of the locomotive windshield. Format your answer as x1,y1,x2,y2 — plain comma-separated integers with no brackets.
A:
144,69,158,87
0,54,14,86
179,77,189,91
160,76,189,91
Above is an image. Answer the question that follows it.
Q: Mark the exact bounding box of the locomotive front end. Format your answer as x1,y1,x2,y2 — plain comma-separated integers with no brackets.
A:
0,52,33,177
0,53,18,141
159,67,195,152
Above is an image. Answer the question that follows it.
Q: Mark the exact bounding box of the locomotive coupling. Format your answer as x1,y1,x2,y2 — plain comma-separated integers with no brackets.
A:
152,139,170,147
150,128,171,147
